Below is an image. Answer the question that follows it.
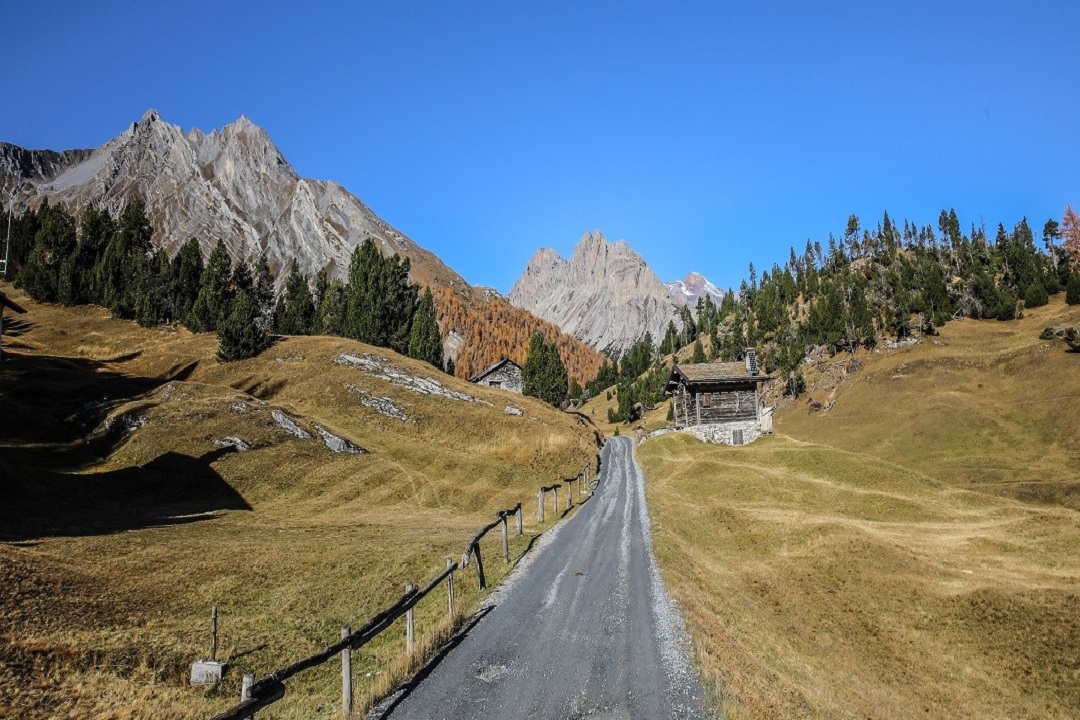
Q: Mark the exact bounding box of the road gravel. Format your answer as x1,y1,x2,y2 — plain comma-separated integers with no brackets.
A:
372,436,710,720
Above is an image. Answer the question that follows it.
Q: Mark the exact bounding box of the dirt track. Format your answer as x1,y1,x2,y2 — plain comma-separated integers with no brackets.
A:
372,435,709,720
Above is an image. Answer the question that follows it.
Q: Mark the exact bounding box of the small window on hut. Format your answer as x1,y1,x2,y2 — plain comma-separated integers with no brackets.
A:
489,381,501,388
700,392,711,407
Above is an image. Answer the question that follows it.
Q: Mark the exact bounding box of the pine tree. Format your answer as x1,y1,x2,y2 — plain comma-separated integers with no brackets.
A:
171,238,204,325
98,200,153,318
523,332,568,406
343,238,417,352
217,289,270,361
316,278,346,335
691,338,706,363
1066,274,1080,305
253,253,275,333
189,239,233,332
19,201,77,302
275,261,316,335
407,287,443,368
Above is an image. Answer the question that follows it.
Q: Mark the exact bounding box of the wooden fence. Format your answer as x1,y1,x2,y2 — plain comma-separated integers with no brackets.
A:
207,459,595,719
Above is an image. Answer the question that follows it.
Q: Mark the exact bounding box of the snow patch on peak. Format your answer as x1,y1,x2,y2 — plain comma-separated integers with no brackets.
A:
664,272,725,308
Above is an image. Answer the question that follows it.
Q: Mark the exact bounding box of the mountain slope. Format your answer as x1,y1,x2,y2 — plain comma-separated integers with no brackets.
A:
1,109,464,291
1,110,607,380
639,296,1080,719
508,230,682,355
0,285,596,718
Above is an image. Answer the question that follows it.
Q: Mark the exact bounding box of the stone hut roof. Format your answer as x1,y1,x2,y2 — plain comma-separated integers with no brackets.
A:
665,361,765,392
469,358,521,383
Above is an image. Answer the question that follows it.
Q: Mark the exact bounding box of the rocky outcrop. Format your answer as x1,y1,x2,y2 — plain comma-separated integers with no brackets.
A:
0,110,466,291
508,230,681,355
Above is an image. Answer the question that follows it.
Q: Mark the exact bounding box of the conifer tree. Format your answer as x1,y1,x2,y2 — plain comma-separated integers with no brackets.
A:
171,238,204,325
253,253,275,333
19,201,76,302
217,289,270,361
691,338,706,363
523,332,568,406
407,287,443,368
190,239,233,332
98,200,152,318
316,278,346,335
275,260,316,335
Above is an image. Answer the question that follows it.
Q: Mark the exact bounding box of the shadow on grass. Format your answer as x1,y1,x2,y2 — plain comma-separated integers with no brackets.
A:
369,605,495,720
0,447,251,542
0,349,197,468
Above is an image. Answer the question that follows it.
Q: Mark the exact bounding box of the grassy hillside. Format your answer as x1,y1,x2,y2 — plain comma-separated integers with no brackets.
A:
639,296,1080,719
0,284,596,719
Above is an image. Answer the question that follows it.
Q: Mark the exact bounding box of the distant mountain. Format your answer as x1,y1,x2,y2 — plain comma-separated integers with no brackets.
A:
0,109,465,291
664,271,726,309
0,110,606,382
508,230,683,355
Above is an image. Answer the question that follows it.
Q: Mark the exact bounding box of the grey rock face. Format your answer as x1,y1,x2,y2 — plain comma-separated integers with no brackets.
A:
507,230,682,355
0,109,465,291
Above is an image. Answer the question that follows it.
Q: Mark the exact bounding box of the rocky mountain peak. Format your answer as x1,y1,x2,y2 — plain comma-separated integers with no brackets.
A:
508,230,681,355
665,271,725,308
0,111,465,292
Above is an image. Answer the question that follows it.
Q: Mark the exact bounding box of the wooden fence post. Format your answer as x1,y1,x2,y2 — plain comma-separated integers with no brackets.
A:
405,584,416,654
341,626,352,717
500,514,509,563
446,558,455,616
565,481,573,510
538,490,544,523
211,605,219,662
474,545,486,590
241,673,255,719
516,504,523,536
552,486,558,517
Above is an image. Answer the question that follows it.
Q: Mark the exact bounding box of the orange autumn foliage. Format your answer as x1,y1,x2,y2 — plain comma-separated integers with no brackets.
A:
432,287,605,385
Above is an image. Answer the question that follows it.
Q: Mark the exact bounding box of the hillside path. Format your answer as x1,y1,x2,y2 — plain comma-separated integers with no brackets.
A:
371,435,709,720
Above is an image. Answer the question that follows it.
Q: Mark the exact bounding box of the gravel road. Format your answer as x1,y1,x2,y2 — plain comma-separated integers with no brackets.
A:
372,435,710,720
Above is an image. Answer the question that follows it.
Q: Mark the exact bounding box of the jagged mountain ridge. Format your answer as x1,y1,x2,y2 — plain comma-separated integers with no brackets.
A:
0,109,465,292
508,230,687,355
0,110,608,382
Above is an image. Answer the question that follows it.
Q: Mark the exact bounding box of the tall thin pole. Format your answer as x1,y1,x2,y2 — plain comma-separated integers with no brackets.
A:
3,189,12,279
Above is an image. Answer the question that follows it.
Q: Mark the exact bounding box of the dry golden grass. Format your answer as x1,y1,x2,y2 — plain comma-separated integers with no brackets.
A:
639,296,1080,719
0,284,595,719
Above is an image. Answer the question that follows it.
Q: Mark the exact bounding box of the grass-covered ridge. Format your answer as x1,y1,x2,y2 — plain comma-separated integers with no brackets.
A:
639,296,1080,719
0,285,596,718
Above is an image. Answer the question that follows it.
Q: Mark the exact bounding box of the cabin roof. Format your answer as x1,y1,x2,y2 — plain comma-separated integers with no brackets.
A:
665,361,764,391
0,290,27,314
469,358,522,383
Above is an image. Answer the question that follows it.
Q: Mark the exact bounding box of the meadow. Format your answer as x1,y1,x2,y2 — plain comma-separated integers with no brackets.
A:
0,285,596,719
638,297,1080,719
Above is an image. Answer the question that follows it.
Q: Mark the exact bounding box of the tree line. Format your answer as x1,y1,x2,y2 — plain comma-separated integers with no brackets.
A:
7,199,443,366
582,205,1080,421
652,206,1080,400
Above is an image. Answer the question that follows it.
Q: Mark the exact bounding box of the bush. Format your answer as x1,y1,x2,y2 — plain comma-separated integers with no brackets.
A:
1066,275,1080,305
1024,282,1049,309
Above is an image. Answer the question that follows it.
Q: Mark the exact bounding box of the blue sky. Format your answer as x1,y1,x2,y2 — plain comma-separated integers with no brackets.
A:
3,1,1077,292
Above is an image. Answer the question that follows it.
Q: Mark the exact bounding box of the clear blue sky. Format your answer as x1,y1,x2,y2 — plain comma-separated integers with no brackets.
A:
3,1,1077,293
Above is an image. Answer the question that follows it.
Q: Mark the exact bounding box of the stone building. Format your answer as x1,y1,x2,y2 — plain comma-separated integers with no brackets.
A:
469,358,524,394
664,349,769,445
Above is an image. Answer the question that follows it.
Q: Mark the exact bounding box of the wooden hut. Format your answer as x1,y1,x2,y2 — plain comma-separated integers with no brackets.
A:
664,349,768,445
469,358,524,394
